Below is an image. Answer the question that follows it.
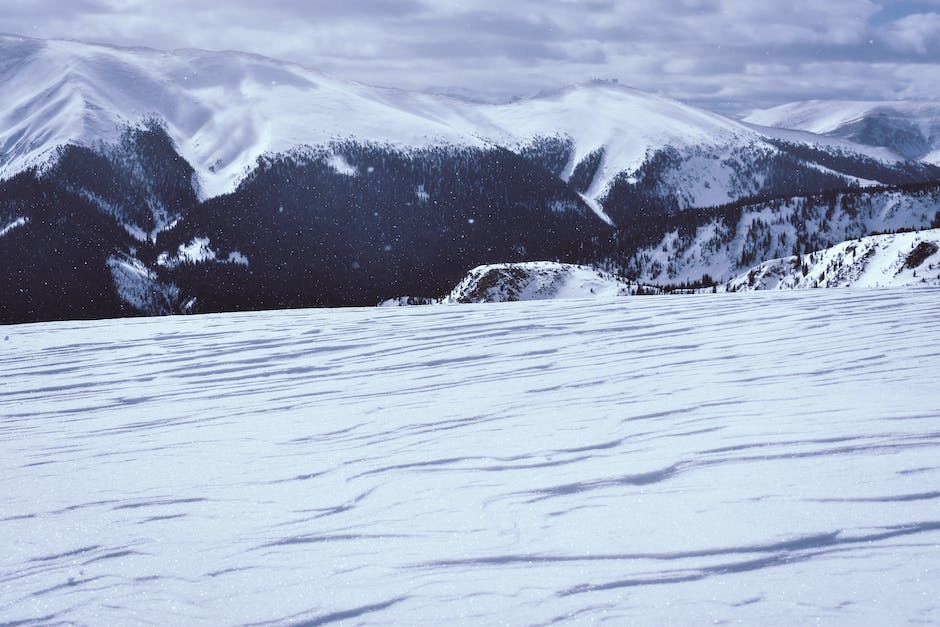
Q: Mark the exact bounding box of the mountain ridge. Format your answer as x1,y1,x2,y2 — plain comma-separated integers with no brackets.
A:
745,100,940,165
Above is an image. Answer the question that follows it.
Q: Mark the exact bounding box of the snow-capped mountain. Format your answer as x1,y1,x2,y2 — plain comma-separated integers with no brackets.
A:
0,35,486,200
724,228,940,291
745,100,940,165
2,35,935,211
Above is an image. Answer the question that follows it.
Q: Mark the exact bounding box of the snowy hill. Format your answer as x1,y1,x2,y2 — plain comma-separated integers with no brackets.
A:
381,262,656,305
745,100,940,165
470,83,764,212
3,289,940,624
444,262,648,303
724,229,940,291
618,183,940,287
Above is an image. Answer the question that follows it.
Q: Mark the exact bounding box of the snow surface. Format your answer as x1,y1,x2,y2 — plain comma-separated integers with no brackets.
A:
725,229,940,291
2,290,940,625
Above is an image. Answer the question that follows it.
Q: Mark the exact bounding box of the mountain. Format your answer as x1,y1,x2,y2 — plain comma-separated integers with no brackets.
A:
745,100,940,165
3,35,940,323
723,228,940,291
0,35,486,200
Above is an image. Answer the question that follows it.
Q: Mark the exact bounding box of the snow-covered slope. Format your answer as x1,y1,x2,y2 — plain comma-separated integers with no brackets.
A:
0,35,487,198
2,289,939,625
380,262,657,306
745,100,940,165
471,84,762,206
444,262,645,303
624,184,940,286
725,229,940,291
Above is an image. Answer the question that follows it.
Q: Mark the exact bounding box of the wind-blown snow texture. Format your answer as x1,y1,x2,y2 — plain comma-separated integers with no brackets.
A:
2,290,939,625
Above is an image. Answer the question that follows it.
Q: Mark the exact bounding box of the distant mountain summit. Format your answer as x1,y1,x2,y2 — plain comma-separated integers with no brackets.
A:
745,100,940,165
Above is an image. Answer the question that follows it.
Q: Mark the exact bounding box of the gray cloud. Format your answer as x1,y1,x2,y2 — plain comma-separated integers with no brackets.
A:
2,0,939,114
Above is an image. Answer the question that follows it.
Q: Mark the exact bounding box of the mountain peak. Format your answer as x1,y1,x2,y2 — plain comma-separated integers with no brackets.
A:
745,99,940,164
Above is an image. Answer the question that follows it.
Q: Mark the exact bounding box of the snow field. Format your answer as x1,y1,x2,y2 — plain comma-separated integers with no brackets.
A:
1,289,939,625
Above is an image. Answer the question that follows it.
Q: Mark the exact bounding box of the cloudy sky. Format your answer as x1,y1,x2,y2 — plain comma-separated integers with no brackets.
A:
3,0,940,113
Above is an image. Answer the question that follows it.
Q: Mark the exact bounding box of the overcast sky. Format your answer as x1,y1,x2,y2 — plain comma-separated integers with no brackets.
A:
4,0,940,114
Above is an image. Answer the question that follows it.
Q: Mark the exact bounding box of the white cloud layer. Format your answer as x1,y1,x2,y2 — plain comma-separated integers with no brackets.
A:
2,0,939,113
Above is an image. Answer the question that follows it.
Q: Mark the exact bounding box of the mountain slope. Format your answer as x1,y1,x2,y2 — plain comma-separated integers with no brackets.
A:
0,35,489,200
745,100,940,165
724,228,940,291
611,182,940,286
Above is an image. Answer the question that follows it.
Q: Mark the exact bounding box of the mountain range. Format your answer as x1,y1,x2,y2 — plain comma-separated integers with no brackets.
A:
2,34,940,323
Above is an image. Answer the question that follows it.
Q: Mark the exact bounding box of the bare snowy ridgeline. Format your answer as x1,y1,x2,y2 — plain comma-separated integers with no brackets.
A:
745,100,940,165
2,288,940,625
